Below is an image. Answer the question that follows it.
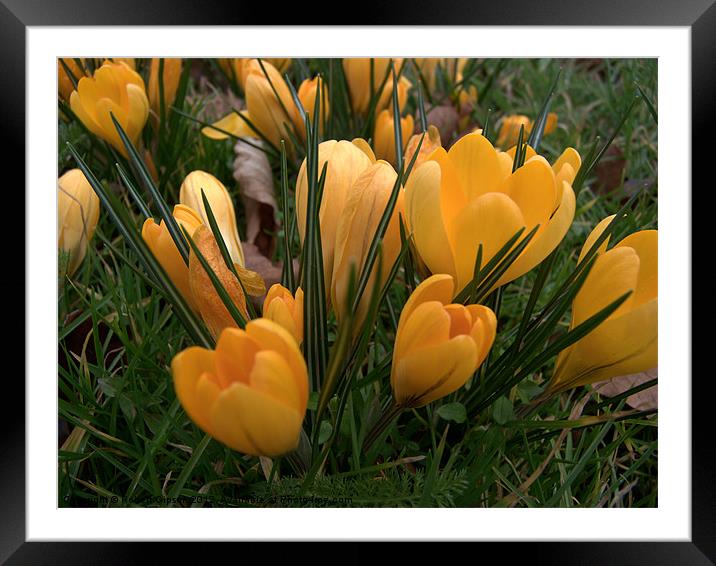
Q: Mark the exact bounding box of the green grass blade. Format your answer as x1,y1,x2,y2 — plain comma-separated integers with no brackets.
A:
526,67,561,151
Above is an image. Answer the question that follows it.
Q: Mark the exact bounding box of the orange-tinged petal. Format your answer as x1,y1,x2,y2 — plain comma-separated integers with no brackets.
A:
171,347,217,434
245,319,308,412
249,350,301,410
210,382,303,456
552,147,582,181
396,274,454,338
188,225,249,338
393,335,478,407
444,304,472,338
214,327,260,388
394,301,451,361
466,304,497,365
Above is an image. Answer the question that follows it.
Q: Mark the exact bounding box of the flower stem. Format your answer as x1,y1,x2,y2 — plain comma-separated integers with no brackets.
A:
362,400,404,454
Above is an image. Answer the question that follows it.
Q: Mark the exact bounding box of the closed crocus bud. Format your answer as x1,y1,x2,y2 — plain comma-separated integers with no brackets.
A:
244,59,298,151
373,109,415,167
58,169,100,277
415,58,441,91
148,58,182,119
179,170,246,267
295,139,375,295
171,319,309,456
189,225,250,339
58,58,85,102
342,58,403,115
404,125,442,172
391,274,496,408
495,113,558,149
294,76,329,140
405,131,580,297
331,161,404,329
374,75,412,115
70,61,149,157
142,204,204,311
263,284,304,345
548,220,658,394
265,58,292,73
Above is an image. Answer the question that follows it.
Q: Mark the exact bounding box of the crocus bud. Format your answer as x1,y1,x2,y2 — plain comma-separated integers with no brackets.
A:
148,58,182,119
414,58,441,91
391,274,496,407
171,319,309,456
69,61,149,157
373,109,415,167
263,284,304,345
58,169,100,277
58,58,85,102
405,131,579,297
179,170,246,267
403,125,442,172
295,139,375,295
495,113,558,149
374,75,412,115
141,204,204,311
342,58,403,115
189,225,250,339
331,161,403,329
548,220,658,394
243,59,298,151
294,76,329,140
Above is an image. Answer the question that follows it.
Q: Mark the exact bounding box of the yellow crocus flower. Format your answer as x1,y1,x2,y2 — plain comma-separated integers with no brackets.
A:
295,139,375,295
495,113,558,150
373,109,415,167
58,58,86,102
179,170,246,267
141,204,204,311
548,218,658,394
58,169,100,278
263,284,304,345
391,274,496,407
404,131,580,297
148,58,182,119
331,160,404,329
342,58,407,115
293,76,329,139
69,61,149,157
171,319,308,456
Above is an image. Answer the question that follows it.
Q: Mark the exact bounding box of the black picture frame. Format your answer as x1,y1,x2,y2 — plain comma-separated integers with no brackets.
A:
8,1,706,562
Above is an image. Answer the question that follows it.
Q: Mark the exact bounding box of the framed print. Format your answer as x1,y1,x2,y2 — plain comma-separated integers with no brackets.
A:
6,0,708,562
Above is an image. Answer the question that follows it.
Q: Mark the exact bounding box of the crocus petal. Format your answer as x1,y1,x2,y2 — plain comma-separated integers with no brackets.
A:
202,111,254,140
501,156,558,227
171,347,217,434
210,383,302,456
404,160,458,280
249,350,301,410
449,192,525,295
393,335,477,407
615,230,658,308
577,215,615,264
214,327,260,388
448,132,506,199
394,301,451,362
396,273,454,337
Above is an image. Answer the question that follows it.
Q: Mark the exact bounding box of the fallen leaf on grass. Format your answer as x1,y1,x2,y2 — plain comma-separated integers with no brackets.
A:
594,367,658,411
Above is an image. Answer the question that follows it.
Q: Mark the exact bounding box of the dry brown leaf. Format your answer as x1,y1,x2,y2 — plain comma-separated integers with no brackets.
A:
233,139,278,258
242,242,298,306
424,104,460,147
594,367,658,411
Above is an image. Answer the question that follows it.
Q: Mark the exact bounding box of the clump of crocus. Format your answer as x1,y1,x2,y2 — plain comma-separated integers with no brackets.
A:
171,319,308,456
69,61,149,157
263,284,304,345
58,169,100,278
373,109,414,167
547,218,658,394
404,131,580,297
495,113,558,149
391,274,496,407
148,58,182,120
